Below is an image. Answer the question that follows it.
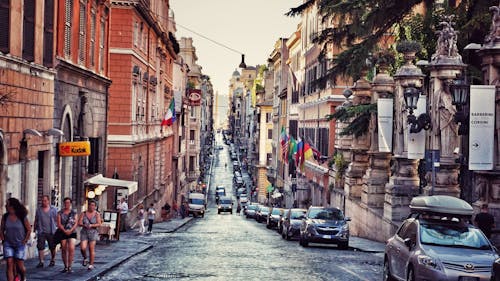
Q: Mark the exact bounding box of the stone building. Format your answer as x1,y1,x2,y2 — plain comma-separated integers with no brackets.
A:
0,0,57,219
106,0,178,216
53,0,112,210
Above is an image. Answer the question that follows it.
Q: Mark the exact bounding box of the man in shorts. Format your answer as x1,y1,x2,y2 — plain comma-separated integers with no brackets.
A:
34,195,58,268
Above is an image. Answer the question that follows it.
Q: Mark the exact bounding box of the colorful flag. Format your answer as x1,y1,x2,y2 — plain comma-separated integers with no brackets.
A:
266,184,274,193
280,127,289,161
288,137,297,161
303,142,313,162
161,98,176,126
295,138,303,166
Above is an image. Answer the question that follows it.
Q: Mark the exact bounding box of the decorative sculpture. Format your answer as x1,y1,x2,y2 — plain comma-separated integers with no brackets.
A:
485,3,500,44
431,15,462,63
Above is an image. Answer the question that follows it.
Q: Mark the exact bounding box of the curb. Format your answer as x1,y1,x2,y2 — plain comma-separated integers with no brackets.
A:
87,243,153,281
349,246,385,253
154,217,194,233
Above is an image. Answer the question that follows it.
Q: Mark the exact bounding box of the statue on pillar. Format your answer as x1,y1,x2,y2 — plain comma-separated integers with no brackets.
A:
438,87,459,156
485,4,500,44
431,15,462,63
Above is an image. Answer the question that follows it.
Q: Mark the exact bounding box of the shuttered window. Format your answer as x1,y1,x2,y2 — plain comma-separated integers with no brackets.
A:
289,120,298,139
23,0,35,62
99,9,107,73
87,137,100,174
0,0,9,53
78,0,87,65
64,0,73,57
43,0,54,67
89,4,96,66
318,128,329,156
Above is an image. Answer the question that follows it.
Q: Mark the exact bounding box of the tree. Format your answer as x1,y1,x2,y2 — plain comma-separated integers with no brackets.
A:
287,0,496,85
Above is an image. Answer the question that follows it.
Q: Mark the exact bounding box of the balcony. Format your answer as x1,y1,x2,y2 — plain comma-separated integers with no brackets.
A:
186,171,199,182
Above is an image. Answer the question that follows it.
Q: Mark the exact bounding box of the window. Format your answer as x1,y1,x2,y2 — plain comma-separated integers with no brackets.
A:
133,22,138,46
88,138,100,174
0,0,9,53
99,9,107,72
190,130,195,141
89,3,96,66
267,129,272,139
189,156,195,172
318,128,329,156
43,0,54,67
64,0,73,57
23,0,35,62
289,120,298,139
266,113,271,123
78,0,87,64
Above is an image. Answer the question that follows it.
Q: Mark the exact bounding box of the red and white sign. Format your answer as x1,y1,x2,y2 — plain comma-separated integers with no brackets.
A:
187,89,201,106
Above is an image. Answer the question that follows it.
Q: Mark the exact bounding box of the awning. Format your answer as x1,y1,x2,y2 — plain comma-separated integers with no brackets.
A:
84,174,138,195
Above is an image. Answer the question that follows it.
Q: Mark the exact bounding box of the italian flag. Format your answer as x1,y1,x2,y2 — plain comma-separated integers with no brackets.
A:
161,98,176,126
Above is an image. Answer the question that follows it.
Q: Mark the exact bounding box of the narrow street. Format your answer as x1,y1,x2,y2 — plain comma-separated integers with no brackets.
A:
101,139,384,281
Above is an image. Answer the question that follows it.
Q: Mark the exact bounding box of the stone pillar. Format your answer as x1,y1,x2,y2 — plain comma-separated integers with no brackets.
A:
344,74,371,198
425,17,465,197
472,4,500,246
362,58,394,208
383,47,424,222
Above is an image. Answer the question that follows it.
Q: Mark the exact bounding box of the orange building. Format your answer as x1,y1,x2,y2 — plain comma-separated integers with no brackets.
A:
107,0,178,215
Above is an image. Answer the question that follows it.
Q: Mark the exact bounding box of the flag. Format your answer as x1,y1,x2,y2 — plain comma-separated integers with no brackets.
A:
311,146,321,161
303,142,313,163
280,127,289,161
266,184,274,193
161,98,176,126
288,137,297,161
295,138,303,167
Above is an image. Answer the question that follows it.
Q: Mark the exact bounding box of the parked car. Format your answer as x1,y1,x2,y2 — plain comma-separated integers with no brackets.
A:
299,206,350,249
256,206,270,223
277,209,290,234
245,204,259,219
282,208,307,240
383,195,499,281
233,171,242,178
266,208,284,229
232,161,241,171
218,196,233,214
215,186,226,204
492,257,500,281
234,177,244,188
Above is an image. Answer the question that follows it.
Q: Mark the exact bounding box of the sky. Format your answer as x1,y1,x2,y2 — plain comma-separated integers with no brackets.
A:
170,0,301,99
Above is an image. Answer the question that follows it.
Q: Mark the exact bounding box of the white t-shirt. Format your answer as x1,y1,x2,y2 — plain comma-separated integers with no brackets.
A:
148,208,156,220
119,201,128,214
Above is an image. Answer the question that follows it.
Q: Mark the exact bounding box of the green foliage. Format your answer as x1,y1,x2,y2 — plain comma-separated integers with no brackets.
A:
396,40,422,53
333,152,348,182
255,83,265,93
326,103,377,138
288,0,495,87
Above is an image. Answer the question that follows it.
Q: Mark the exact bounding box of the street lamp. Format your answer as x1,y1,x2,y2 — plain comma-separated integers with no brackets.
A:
402,84,431,133
449,74,470,135
239,54,247,69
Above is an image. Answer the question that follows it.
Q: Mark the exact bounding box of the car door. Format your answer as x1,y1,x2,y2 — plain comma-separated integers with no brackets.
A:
399,222,417,279
390,221,411,280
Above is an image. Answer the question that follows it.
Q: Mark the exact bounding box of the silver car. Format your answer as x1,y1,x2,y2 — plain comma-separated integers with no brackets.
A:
384,196,499,281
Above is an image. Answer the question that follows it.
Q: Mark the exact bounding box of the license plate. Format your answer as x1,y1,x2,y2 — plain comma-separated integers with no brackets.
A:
459,277,478,281
322,235,331,239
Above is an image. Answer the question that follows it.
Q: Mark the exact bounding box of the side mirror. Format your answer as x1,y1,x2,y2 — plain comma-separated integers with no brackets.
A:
345,217,351,222
403,238,413,249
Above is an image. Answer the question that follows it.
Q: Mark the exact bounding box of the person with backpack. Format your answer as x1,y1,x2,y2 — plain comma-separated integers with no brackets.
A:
56,197,78,273
0,197,31,281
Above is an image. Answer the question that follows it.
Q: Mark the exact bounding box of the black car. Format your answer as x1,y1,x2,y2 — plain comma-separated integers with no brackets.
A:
256,206,270,223
299,207,350,249
277,209,289,234
282,208,307,240
245,204,258,219
266,208,283,229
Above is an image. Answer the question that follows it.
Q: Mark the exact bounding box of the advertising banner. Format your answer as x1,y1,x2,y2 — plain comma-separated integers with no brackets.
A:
469,85,496,170
377,98,393,152
407,95,426,159
59,141,91,157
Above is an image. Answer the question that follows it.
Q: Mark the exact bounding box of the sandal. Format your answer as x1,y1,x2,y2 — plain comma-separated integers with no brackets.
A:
49,260,55,267
88,264,94,270
67,266,73,273
36,262,44,268
60,267,68,273
82,259,88,266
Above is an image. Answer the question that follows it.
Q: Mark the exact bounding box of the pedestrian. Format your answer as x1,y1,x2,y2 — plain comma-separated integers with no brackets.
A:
172,201,179,218
136,204,146,234
147,204,156,233
57,197,78,273
34,195,58,268
474,203,496,239
162,202,171,221
78,200,102,270
180,202,186,219
0,198,31,281
117,197,128,232
236,204,241,215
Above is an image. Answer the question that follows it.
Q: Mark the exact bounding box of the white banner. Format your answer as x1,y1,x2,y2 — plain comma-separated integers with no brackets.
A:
469,85,496,170
377,98,393,152
407,95,426,159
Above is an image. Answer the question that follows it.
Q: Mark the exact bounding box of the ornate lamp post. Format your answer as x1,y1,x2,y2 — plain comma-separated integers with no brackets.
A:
449,74,470,135
402,84,431,134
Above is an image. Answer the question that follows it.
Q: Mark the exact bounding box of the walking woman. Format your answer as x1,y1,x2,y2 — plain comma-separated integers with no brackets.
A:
0,198,31,281
137,204,146,234
78,200,101,270
57,197,78,273
147,204,156,233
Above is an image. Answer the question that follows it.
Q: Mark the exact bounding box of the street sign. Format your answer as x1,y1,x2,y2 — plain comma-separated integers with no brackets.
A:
59,141,91,157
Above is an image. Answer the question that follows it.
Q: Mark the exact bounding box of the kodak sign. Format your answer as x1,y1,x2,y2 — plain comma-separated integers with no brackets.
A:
59,141,91,157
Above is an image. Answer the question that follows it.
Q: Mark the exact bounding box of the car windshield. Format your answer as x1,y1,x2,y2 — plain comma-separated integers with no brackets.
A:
308,208,344,220
189,199,204,205
220,200,231,204
420,222,491,250
216,191,225,195
260,207,269,212
291,210,306,219
271,209,281,215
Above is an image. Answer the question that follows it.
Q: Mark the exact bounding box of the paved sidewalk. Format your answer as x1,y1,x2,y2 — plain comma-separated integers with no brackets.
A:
350,236,386,253
0,217,192,281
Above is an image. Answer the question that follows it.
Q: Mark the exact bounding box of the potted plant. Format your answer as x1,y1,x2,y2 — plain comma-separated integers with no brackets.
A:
396,40,421,64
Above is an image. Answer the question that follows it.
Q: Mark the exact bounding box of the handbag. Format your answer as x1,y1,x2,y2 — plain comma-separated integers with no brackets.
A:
53,228,64,245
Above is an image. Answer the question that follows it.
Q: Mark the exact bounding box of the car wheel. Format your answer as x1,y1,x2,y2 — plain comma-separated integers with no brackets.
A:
407,267,415,281
266,224,271,229
338,241,349,250
383,258,395,281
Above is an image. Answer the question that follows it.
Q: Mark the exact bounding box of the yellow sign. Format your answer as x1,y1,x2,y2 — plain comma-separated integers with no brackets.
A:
59,141,91,157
